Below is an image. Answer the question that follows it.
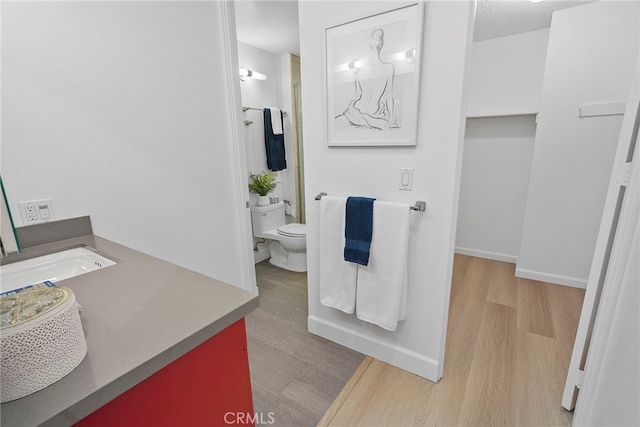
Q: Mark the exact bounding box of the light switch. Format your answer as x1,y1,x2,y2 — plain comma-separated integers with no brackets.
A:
399,168,413,191
38,204,51,219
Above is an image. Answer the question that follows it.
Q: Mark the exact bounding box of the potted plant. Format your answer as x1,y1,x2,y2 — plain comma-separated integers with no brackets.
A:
248,171,278,206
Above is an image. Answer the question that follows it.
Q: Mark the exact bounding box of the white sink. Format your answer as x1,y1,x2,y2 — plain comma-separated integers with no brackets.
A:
1,247,117,293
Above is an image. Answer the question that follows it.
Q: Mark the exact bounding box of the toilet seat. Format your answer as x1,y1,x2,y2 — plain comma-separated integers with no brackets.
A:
277,223,306,238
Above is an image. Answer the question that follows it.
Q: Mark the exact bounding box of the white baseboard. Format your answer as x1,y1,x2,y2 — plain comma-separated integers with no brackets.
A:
515,267,587,289
455,247,518,264
308,315,440,382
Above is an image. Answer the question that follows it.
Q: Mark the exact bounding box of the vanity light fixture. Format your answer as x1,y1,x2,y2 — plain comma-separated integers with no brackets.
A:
239,67,267,81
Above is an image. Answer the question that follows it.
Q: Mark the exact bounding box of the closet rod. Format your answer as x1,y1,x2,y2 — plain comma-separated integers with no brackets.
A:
242,106,288,116
314,192,426,212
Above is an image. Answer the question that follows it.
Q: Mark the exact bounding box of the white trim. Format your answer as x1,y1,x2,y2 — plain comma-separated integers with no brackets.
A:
577,101,626,118
466,111,538,120
455,247,517,264
515,267,587,288
465,114,537,127
439,0,478,380
308,315,440,382
217,1,257,294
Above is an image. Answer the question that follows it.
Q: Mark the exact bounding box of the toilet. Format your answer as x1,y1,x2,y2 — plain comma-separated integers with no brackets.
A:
250,203,307,272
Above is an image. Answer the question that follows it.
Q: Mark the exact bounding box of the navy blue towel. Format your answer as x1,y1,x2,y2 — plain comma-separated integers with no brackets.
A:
263,109,287,171
344,196,376,266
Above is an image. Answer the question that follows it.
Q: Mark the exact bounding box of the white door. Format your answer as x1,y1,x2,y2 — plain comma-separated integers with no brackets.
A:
573,152,640,424
562,63,639,410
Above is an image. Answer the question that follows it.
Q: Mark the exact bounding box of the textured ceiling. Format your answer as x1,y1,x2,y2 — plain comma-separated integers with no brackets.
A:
474,0,596,41
234,1,597,55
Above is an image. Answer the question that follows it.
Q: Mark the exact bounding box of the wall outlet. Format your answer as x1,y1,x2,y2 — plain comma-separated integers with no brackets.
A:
18,199,55,224
24,204,38,221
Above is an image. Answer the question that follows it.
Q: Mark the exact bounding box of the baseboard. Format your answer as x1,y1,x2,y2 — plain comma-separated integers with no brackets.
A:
455,247,518,264
515,267,587,289
308,315,440,382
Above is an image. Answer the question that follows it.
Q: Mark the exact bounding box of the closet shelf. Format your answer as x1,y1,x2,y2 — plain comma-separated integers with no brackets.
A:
466,111,538,119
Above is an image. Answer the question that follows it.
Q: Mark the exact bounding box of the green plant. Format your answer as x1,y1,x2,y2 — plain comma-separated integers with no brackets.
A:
248,171,278,196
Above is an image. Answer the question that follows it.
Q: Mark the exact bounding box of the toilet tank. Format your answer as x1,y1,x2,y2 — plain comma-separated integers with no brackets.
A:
250,203,286,238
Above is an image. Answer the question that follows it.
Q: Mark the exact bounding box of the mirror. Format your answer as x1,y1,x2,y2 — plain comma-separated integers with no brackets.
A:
1,176,21,256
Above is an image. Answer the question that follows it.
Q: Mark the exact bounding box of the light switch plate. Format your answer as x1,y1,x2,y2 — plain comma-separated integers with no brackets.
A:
399,168,414,191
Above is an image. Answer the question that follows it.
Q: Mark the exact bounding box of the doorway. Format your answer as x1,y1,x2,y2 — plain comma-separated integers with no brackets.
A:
234,1,306,264
452,0,639,419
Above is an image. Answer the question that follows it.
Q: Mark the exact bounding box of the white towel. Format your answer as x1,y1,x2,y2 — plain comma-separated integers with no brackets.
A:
320,196,357,313
356,201,410,331
269,107,283,135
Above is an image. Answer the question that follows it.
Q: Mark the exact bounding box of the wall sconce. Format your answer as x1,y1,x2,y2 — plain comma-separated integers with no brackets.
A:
239,67,267,81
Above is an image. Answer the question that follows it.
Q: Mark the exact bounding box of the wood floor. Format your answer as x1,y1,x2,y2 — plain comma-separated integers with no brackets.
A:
318,255,586,427
246,261,365,426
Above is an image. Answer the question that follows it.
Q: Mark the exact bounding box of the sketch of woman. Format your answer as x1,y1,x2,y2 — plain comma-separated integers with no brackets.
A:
339,29,399,131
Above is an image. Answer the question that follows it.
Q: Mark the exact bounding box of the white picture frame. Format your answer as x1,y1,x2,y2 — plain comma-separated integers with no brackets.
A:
324,3,424,146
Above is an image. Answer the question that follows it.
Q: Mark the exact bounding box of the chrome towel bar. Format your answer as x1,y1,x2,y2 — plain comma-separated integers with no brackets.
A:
242,106,288,116
314,192,426,212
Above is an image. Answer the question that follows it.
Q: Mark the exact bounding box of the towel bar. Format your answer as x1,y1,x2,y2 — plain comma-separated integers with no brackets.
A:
314,192,426,212
242,106,288,116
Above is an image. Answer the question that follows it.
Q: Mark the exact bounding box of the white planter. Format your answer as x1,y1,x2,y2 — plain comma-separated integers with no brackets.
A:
257,196,270,206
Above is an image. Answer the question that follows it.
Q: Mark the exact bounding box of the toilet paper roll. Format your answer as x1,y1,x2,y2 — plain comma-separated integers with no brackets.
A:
285,204,295,216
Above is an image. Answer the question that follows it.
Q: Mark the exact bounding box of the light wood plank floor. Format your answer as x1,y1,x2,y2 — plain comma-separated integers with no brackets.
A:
246,261,365,426
319,255,585,427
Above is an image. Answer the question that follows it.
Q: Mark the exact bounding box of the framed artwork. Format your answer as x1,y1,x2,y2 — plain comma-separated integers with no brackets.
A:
324,3,424,146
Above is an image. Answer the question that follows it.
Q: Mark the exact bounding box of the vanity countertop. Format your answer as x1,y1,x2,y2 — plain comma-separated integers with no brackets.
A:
0,234,259,427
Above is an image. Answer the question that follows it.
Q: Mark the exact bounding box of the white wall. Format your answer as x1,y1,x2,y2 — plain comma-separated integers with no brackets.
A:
456,29,549,263
456,116,536,263
466,29,549,117
300,1,473,381
2,2,250,288
517,1,639,287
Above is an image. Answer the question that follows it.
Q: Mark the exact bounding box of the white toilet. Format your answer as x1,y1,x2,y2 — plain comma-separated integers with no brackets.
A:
250,203,307,272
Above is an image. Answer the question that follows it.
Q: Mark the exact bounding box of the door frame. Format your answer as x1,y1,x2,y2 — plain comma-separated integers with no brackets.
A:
216,0,258,294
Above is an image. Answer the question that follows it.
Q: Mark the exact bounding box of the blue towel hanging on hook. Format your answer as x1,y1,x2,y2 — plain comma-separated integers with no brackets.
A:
263,108,287,171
